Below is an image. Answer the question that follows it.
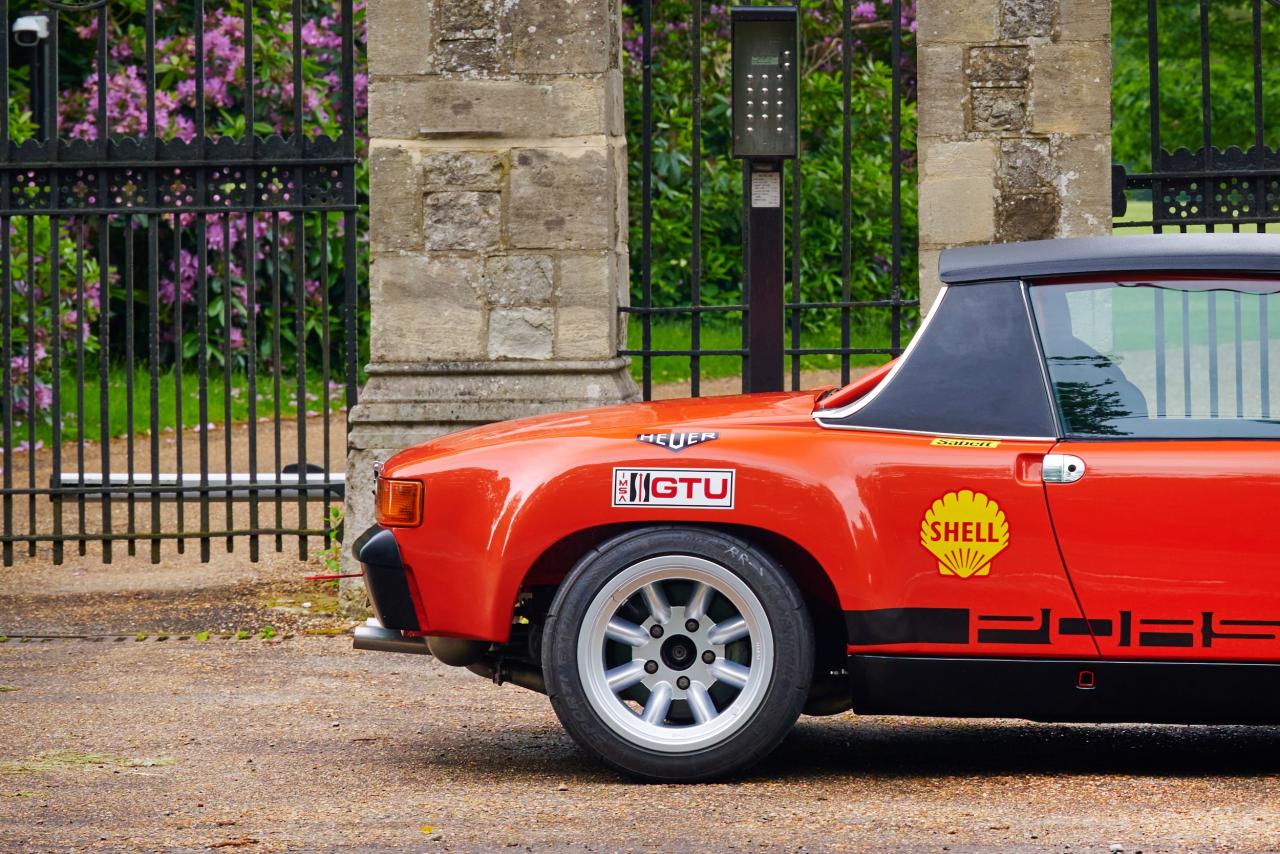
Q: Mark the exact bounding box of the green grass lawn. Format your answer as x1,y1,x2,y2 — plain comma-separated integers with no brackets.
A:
9,317,897,450
1115,199,1280,235
9,365,348,449
626,315,902,386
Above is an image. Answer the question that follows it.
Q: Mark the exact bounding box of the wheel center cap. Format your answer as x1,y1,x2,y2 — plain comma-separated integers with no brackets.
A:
660,635,697,672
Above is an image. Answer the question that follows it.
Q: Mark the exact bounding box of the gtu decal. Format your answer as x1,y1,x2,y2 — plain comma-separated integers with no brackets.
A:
919,489,1009,578
612,468,735,509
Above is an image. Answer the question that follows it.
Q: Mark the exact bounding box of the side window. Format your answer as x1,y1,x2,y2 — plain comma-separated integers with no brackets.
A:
1030,279,1280,439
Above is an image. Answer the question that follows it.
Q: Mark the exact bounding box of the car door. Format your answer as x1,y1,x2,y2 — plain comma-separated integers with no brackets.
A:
1031,277,1280,661
817,280,1099,659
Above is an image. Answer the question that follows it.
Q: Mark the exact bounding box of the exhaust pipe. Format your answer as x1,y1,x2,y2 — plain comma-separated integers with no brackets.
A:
467,660,547,695
353,618,432,655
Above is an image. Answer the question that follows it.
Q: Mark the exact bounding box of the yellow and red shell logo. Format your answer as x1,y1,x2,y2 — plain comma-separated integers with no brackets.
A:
919,490,1010,578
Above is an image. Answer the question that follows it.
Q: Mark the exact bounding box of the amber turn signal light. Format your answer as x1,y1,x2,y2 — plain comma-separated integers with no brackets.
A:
376,477,423,527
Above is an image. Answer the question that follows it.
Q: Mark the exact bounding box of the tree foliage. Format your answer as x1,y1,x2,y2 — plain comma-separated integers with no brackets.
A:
623,1,919,335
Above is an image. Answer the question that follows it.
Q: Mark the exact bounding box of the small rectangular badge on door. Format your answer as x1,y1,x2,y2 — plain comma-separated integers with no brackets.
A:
613,468,736,509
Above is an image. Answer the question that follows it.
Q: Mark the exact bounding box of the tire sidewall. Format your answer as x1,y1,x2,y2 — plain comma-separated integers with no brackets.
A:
543,526,813,781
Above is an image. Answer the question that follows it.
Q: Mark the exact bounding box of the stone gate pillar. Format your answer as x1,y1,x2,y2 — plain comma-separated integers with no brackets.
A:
916,0,1112,313
344,0,637,601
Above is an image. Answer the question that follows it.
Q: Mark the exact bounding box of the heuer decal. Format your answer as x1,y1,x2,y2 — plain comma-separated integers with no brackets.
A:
919,489,1010,578
636,431,719,452
612,467,735,509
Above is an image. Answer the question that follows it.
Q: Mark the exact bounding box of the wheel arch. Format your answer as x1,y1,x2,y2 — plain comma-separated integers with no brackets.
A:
517,521,846,648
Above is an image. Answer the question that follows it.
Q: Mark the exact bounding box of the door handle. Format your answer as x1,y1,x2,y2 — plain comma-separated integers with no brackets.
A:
1043,453,1085,484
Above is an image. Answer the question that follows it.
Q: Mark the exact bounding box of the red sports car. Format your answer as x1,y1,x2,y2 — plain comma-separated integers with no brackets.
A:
354,234,1280,780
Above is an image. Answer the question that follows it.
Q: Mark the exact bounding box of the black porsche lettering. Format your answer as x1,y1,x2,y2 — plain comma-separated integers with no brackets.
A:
848,605,1280,650
977,609,1052,644
1058,617,1113,637
1200,612,1280,647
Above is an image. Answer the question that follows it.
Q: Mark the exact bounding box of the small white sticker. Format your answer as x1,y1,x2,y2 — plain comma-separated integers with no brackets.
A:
613,468,735,509
750,172,781,208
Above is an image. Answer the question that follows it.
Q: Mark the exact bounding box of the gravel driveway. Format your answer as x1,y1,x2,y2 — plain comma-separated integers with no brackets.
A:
4,534,1280,852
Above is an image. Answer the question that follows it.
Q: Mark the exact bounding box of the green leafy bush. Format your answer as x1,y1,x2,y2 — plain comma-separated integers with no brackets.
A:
623,1,918,339
1113,0,1280,172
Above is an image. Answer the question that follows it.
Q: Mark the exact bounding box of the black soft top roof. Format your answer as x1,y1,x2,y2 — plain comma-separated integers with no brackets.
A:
939,234,1280,285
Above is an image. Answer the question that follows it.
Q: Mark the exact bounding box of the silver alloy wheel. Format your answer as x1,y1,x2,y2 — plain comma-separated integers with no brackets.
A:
576,554,774,754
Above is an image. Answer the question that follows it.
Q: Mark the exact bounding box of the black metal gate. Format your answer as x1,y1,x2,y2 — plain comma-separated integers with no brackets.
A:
622,0,919,399
1113,0,1280,232
0,0,363,565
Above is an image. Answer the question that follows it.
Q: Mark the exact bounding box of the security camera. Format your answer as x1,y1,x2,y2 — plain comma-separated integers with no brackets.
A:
13,14,50,48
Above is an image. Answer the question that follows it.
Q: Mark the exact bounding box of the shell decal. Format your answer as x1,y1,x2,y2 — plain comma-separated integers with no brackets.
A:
919,490,1010,578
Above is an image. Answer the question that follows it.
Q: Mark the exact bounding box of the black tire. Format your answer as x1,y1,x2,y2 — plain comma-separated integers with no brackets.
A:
542,526,814,781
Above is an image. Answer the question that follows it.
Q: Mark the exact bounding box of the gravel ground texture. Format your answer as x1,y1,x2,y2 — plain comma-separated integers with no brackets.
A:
4,563,1280,853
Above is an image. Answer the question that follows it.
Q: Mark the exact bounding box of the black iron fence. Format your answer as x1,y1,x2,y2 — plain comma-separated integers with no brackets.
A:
622,0,919,398
0,0,363,565
1113,0,1280,232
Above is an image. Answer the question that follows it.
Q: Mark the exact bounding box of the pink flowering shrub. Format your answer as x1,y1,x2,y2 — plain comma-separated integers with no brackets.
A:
7,0,367,433
7,213,106,422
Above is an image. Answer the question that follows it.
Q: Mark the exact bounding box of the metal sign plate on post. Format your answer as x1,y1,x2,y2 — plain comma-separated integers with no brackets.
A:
750,171,782,208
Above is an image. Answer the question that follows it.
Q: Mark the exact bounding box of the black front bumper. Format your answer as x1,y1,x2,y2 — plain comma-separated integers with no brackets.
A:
351,525,421,632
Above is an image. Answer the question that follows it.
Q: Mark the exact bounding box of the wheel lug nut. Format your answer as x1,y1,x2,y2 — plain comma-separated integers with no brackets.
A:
644,660,658,674
676,676,690,690
702,650,715,663
650,625,664,638
685,619,699,632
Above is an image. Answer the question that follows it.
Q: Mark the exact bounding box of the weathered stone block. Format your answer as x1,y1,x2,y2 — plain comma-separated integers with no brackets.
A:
508,147,614,250
421,150,504,191
917,0,998,44
558,252,614,306
604,69,625,138
1000,0,1055,39
917,248,944,318
370,78,608,140
438,37,500,74
370,255,487,362
1054,134,1113,236
482,255,555,305
919,140,997,245
921,139,997,183
441,0,494,35
369,144,421,252
511,0,612,74
999,138,1053,190
368,0,434,77
557,306,615,359
967,46,1029,86
1030,41,1111,135
997,191,1060,242
920,175,996,245
1058,0,1110,41
423,191,501,251
970,87,1026,132
918,44,967,139
488,307,555,359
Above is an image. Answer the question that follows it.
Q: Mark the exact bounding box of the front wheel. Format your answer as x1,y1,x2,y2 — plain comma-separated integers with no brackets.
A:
542,527,814,781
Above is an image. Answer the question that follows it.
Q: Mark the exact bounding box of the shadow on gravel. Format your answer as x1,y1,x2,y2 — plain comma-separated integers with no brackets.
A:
753,717,1280,780
374,708,1280,784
